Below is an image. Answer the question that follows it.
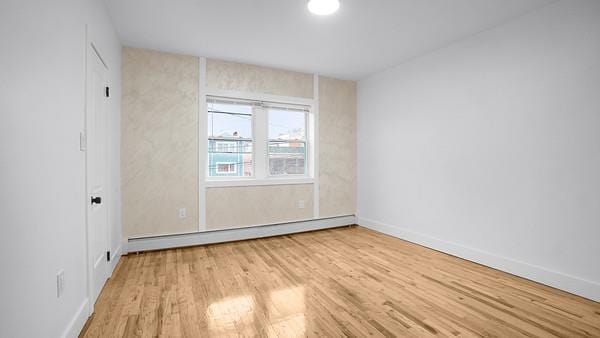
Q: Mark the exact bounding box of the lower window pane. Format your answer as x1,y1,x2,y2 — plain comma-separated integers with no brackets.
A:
208,140,253,177
268,141,306,175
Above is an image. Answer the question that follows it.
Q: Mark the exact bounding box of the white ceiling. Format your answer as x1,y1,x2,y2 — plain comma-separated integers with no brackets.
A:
104,0,554,80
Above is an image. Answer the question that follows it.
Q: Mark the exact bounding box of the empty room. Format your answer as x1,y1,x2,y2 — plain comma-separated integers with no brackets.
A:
2,0,600,337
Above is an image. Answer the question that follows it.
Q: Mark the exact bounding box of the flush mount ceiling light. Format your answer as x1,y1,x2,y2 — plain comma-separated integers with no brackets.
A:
307,0,340,15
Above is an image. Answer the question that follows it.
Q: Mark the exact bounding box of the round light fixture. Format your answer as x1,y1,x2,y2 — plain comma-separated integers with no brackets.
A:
307,0,340,15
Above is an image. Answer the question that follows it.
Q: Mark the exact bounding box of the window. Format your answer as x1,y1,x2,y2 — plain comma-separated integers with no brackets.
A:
268,107,307,176
208,99,254,177
207,96,311,181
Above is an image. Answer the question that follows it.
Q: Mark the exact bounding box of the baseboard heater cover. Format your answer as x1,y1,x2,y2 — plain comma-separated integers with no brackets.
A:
127,215,356,253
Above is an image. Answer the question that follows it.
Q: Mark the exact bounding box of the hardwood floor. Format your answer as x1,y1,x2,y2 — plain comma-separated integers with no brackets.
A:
81,226,600,337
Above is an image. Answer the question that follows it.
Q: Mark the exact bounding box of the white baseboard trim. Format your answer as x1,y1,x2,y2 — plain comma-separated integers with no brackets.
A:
121,239,128,255
61,298,89,338
109,244,122,275
358,216,600,302
127,215,356,253
63,248,122,338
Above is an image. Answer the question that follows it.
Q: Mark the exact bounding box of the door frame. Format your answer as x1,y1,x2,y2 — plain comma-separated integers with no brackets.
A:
84,25,112,316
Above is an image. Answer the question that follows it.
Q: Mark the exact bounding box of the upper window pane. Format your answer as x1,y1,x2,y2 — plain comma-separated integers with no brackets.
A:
208,102,252,139
268,109,306,141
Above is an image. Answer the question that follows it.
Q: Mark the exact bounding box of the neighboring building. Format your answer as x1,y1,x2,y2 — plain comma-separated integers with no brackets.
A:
268,128,306,175
268,141,306,175
208,138,252,177
208,129,306,177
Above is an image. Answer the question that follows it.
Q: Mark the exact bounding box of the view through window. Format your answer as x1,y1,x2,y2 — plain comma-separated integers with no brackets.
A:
207,96,310,179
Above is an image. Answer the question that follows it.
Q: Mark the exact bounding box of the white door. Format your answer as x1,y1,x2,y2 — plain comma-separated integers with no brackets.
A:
87,45,109,306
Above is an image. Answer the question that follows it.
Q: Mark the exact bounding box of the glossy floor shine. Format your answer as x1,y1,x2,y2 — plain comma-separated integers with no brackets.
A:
81,226,600,337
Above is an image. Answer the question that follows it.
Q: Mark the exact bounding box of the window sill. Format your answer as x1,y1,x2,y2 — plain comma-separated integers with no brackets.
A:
205,177,314,188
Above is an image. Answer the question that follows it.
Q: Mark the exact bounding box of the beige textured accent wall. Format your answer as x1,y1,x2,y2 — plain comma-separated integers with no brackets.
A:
319,76,357,217
206,185,314,230
122,47,356,237
206,59,313,98
122,47,199,237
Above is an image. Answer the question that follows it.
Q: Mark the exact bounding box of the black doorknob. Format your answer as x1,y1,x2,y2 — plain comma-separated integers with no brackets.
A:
91,196,102,205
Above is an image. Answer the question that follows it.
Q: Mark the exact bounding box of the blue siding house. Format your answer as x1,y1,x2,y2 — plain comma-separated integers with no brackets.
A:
208,139,251,177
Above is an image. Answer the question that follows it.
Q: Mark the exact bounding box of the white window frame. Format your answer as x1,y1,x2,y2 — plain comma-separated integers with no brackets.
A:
204,90,316,188
215,161,238,174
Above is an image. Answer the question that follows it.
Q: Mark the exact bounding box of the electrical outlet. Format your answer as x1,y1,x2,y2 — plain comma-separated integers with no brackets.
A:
57,270,64,298
179,208,187,219
298,200,305,209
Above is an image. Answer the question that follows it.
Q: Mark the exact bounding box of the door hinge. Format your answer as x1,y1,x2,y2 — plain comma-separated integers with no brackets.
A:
105,86,110,98
107,251,111,262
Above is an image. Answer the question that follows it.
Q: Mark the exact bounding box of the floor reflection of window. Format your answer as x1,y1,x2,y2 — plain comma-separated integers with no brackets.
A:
207,295,255,335
206,286,307,336
268,286,306,336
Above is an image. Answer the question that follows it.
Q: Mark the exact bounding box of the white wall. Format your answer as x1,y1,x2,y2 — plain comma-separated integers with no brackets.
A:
358,0,600,301
0,0,121,337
